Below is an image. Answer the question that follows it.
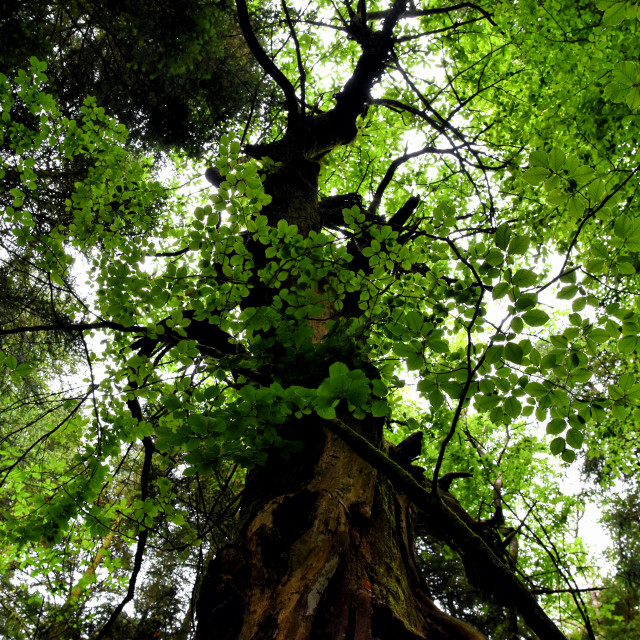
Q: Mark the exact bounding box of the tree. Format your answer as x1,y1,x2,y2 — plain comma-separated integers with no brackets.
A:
2,1,640,638
0,0,269,155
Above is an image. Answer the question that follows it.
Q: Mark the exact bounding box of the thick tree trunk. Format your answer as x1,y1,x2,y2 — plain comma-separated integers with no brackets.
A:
193,22,490,626
194,415,486,640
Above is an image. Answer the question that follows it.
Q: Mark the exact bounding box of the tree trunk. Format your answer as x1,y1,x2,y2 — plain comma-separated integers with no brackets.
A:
192,64,490,632
195,413,486,640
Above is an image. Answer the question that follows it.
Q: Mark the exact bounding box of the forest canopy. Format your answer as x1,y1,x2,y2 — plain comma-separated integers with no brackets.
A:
1,1,640,639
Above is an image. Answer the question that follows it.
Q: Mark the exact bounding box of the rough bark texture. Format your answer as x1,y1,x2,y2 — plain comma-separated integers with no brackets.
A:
195,415,487,640
194,65,487,640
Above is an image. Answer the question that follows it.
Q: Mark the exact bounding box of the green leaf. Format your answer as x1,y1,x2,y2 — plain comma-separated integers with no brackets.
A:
188,413,209,432
393,343,418,357
515,293,538,311
512,269,537,287
547,418,566,435
570,368,593,383
627,87,640,110
569,312,583,327
476,394,501,411
522,166,550,185
484,345,504,364
548,147,566,172
618,372,634,392
346,383,370,408
495,222,511,250
521,309,550,327
492,282,510,300
529,348,542,366
429,388,445,409
427,338,449,354
371,400,390,417
557,285,578,300
549,437,566,455
485,248,505,266
526,381,548,397
14,363,33,376
504,396,522,419
566,428,584,449
628,383,640,402
504,342,523,364
508,236,530,255
529,150,549,167
572,297,587,312
609,384,624,400
316,402,337,420
547,189,569,207
618,335,638,354
569,165,595,184
596,1,625,24
588,328,610,343
511,316,524,333
372,379,389,397
405,310,424,333
614,214,634,240
163,394,182,411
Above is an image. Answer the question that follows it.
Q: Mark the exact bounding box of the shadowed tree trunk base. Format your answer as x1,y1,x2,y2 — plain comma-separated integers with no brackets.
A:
195,418,486,640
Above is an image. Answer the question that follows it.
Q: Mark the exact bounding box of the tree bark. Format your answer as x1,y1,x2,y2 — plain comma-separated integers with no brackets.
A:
193,42,484,640
195,415,486,640
193,4,567,637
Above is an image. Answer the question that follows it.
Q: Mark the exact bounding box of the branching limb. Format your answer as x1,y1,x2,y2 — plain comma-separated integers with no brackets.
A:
95,434,154,640
370,144,442,216
518,495,597,640
281,0,306,115
323,417,568,640
0,390,93,490
367,2,497,26
540,163,640,294
0,320,147,337
236,0,300,118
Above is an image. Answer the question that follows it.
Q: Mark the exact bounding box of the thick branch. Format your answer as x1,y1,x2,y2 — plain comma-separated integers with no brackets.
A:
299,0,407,159
281,0,306,114
0,320,145,337
236,0,300,117
323,417,568,640
368,2,496,26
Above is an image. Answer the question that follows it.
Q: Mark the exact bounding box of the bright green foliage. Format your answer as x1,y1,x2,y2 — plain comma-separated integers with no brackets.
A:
2,1,640,637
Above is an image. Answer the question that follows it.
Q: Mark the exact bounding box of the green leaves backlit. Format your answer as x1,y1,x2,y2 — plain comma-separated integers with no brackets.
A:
605,61,640,109
316,362,389,420
597,0,640,24
522,148,594,216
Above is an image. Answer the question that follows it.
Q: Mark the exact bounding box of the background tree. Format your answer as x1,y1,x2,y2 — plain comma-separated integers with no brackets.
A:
0,0,269,155
2,1,640,639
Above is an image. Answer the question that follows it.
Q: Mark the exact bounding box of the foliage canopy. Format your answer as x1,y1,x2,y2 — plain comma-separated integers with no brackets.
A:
1,1,640,638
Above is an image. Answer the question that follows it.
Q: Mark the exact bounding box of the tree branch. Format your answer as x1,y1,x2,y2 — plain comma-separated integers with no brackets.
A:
236,0,300,118
550,163,640,292
281,0,306,115
0,320,146,337
367,2,496,27
95,434,154,640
